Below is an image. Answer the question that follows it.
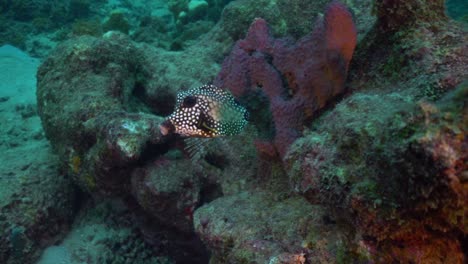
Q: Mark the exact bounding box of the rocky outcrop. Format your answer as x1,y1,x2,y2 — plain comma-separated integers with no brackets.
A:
35,32,214,262
194,192,347,263
286,86,467,262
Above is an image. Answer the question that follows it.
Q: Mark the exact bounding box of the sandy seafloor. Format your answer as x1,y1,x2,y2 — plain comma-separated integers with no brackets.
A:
0,45,125,264
0,44,44,206
0,45,66,264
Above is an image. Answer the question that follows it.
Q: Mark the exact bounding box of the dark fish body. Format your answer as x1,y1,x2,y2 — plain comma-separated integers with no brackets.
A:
160,85,248,138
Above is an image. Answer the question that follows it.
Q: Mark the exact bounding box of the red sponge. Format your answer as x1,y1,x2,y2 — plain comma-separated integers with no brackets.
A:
324,1,358,69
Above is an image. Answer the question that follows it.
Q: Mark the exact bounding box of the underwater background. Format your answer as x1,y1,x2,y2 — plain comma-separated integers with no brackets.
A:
0,0,467,263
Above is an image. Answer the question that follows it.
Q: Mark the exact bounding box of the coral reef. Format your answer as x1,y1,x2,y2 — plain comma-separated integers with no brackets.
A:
35,30,224,192
36,33,159,182
28,0,468,263
0,1,168,57
195,0,467,262
35,32,220,262
280,0,468,261
0,0,368,58
350,0,466,97
285,83,467,263
215,1,357,159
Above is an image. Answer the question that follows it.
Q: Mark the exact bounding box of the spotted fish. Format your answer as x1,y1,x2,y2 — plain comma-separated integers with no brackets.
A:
160,85,248,138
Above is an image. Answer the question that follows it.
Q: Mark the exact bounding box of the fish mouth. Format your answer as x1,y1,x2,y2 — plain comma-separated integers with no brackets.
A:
159,119,175,136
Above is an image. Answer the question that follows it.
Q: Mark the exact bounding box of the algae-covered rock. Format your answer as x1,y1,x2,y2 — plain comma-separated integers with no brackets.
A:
138,40,221,103
131,158,202,232
35,30,219,262
374,0,448,32
285,84,467,262
350,0,467,98
279,1,468,261
36,33,166,194
220,0,327,40
35,30,220,194
194,192,347,263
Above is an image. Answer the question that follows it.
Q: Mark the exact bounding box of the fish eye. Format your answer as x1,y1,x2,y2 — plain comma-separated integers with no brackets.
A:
182,96,197,108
